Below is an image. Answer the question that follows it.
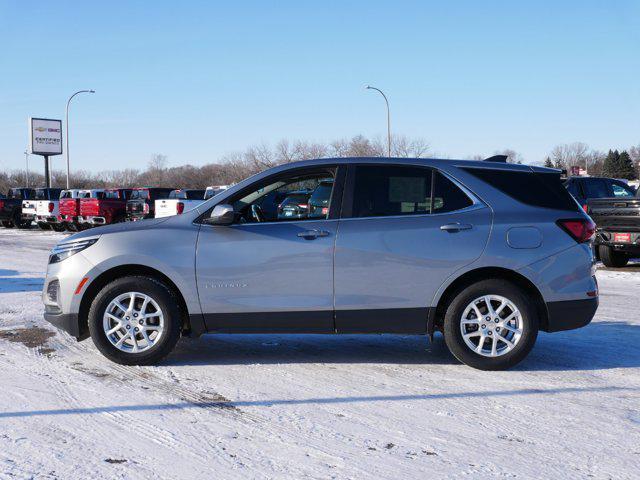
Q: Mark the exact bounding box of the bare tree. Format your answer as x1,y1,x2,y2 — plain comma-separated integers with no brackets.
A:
549,142,589,172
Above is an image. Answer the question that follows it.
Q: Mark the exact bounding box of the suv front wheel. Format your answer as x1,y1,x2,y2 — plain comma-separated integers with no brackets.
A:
88,276,182,365
443,279,539,370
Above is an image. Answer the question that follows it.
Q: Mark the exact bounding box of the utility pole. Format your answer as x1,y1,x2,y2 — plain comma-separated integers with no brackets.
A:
24,150,29,187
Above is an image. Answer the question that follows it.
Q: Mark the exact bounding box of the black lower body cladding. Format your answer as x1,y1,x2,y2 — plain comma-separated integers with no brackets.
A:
544,297,598,332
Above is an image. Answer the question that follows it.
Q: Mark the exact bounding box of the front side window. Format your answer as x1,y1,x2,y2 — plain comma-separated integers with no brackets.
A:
230,169,336,223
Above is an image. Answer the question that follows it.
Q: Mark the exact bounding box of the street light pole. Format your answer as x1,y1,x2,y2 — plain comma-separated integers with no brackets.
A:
65,89,95,189
365,85,391,157
23,150,29,188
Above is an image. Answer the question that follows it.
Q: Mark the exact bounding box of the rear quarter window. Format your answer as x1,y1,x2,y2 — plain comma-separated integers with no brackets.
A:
464,168,579,211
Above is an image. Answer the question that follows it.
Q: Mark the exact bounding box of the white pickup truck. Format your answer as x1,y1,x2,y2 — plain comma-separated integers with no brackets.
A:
34,188,64,231
154,189,206,218
22,188,64,231
204,185,230,200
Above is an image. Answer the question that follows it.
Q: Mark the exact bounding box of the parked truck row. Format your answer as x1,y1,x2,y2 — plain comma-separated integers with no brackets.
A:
0,185,229,231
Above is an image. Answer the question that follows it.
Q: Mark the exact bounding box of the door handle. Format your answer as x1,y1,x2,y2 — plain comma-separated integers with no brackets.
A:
297,229,330,239
440,223,473,232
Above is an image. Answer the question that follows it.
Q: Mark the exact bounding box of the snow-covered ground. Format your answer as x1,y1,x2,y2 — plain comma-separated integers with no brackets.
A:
0,228,639,479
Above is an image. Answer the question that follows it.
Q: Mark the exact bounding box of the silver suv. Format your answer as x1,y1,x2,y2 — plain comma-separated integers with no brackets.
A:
43,157,598,370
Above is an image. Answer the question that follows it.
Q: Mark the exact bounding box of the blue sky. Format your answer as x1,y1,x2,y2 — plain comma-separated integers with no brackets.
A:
0,0,638,173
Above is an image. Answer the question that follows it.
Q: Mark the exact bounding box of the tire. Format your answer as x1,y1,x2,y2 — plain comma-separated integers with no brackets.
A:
51,224,66,232
15,213,30,229
443,279,539,370
37,222,51,230
1,220,14,228
88,276,182,365
599,245,628,268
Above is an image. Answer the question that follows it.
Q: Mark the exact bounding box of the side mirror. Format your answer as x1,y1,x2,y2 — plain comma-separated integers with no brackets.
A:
203,204,235,226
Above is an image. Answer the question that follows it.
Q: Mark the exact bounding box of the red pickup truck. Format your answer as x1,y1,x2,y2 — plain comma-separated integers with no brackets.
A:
78,188,132,227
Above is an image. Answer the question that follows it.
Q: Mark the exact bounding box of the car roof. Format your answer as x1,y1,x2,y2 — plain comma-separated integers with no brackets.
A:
267,156,556,174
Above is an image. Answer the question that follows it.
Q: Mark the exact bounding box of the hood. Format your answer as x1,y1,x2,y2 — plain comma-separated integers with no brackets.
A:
65,217,171,242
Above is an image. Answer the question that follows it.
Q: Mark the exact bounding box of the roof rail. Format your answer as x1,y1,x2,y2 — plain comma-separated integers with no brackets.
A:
484,155,508,163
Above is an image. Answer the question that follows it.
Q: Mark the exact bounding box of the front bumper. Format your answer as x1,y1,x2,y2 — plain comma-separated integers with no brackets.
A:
44,311,84,339
544,297,598,332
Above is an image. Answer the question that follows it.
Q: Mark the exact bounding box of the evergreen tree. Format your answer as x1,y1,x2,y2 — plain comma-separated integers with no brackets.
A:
544,156,554,168
602,149,619,177
618,151,637,180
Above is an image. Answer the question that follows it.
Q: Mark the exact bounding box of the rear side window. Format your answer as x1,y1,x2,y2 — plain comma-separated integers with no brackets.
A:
352,166,433,217
464,168,579,211
432,172,474,213
350,165,474,218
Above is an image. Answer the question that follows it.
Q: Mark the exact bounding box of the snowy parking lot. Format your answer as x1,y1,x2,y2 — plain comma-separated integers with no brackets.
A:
0,228,639,479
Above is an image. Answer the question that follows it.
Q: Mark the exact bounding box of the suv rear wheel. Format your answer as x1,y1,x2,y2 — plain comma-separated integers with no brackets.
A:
599,245,628,268
443,279,539,370
88,276,182,365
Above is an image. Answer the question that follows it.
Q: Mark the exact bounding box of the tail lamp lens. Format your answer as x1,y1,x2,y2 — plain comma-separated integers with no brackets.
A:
557,219,596,243
176,202,185,214
48,202,54,213
143,203,150,214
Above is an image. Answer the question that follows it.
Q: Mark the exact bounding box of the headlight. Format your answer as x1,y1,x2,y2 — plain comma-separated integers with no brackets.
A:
49,238,98,264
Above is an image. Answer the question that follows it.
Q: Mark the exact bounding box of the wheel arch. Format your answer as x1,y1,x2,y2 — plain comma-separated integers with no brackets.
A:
429,266,548,334
78,264,195,340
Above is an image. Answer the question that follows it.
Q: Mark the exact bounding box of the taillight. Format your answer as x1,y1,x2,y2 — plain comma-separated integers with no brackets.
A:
143,203,150,214
557,218,595,243
582,204,589,213
48,202,54,213
176,202,185,214
0,200,4,210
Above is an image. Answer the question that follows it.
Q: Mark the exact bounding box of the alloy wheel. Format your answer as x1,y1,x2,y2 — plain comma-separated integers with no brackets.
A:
102,292,164,353
459,294,523,357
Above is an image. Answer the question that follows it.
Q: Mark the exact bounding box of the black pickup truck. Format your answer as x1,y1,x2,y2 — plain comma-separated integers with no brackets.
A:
0,188,35,228
566,177,639,267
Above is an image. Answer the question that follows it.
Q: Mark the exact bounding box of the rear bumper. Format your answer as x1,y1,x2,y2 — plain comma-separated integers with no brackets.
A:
44,312,84,340
595,231,640,254
544,297,598,333
37,215,60,224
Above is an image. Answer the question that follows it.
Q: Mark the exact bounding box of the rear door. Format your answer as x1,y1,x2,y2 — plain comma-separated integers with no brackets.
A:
334,164,491,333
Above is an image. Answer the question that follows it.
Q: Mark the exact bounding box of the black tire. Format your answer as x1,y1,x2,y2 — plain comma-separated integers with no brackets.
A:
443,279,539,370
599,245,628,268
51,223,66,232
15,213,30,229
1,220,14,228
37,222,51,230
88,276,182,365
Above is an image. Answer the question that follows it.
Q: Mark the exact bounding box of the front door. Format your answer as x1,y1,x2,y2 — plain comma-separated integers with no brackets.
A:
196,166,344,333
334,164,491,333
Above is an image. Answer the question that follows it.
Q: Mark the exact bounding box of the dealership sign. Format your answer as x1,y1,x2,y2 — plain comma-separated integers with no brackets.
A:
29,117,63,156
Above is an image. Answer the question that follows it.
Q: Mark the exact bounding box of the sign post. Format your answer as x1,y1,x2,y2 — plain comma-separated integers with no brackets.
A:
28,118,63,188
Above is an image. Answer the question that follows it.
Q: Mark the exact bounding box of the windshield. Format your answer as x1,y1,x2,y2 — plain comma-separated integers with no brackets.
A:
129,189,149,200
35,189,49,200
8,189,23,200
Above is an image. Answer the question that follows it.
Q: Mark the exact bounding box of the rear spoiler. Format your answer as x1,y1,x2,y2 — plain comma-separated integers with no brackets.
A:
484,155,508,163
